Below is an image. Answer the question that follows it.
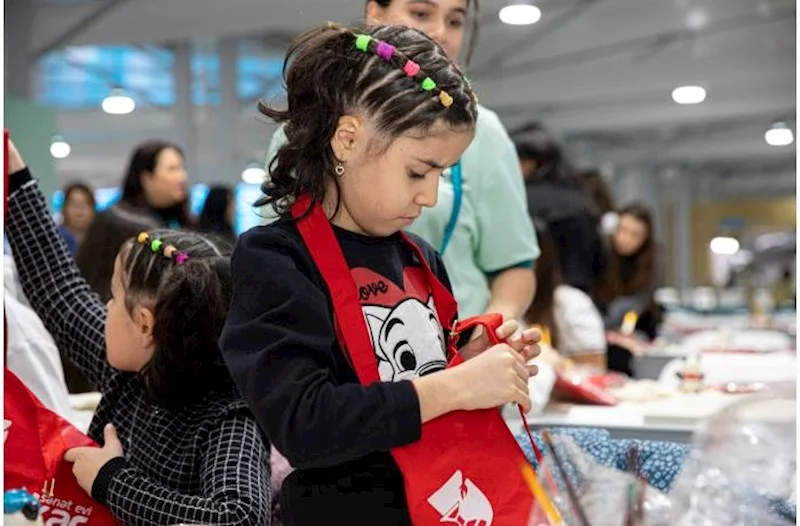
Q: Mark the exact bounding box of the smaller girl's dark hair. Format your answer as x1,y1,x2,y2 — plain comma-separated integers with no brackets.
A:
257,22,478,217
119,229,234,407
77,203,160,303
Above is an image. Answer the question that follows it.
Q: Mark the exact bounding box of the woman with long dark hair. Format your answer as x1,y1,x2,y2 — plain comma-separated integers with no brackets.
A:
595,202,663,374
77,140,190,301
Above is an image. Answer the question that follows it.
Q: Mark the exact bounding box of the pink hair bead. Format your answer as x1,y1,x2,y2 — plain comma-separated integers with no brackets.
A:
403,60,420,77
175,252,189,265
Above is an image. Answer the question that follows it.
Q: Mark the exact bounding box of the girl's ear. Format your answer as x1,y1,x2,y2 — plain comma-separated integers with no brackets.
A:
134,306,156,350
330,114,364,162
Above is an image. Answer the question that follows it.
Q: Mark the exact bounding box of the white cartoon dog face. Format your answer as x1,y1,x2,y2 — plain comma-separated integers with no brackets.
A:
364,296,447,382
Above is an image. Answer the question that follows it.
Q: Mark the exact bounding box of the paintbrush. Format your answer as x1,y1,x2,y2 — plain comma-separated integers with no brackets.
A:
541,429,592,526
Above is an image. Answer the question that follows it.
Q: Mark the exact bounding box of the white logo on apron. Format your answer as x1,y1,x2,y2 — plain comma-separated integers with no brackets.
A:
428,470,494,525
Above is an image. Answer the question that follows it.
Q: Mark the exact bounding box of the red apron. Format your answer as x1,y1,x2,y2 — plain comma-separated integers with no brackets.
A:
293,195,544,525
4,368,118,525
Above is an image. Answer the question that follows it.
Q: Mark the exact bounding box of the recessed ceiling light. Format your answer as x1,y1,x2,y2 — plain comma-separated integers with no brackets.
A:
671,85,706,104
241,164,267,184
686,9,708,30
49,136,71,159
101,88,135,115
764,121,794,146
499,4,541,25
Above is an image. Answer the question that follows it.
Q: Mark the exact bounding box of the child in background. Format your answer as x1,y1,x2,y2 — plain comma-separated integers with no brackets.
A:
524,218,606,370
6,139,270,526
222,23,541,524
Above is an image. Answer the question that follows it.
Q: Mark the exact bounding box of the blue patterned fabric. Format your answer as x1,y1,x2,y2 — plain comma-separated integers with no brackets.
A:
516,427,688,492
516,428,796,523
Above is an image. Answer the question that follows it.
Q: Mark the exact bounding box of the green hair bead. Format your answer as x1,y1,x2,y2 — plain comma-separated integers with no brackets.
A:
355,34,371,52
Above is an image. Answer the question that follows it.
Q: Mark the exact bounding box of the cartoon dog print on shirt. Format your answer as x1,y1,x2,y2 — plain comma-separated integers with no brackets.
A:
353,266,448,382
364,296,447,381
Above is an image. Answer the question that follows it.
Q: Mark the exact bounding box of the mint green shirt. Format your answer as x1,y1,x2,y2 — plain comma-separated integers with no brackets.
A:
264,104,539,318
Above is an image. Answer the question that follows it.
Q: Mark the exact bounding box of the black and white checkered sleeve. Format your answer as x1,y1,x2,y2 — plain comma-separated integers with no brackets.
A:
105,410,272,526
7,173,112,387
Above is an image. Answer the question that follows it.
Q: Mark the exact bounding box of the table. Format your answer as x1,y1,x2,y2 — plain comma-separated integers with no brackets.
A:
509,389,794,444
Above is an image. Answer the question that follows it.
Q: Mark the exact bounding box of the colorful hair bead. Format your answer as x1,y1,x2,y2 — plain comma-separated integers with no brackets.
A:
403,60,420,77
137,232,149,244
355,34,371,52
421,77,436,91
175,252,189,265
376,41,395,61
150,239,163,253
439,91,454,108
163,245,177,258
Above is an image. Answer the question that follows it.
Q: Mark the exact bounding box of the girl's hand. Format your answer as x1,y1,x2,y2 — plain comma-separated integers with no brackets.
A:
64,424,124,496
459,319,541,364
451,343,538,413
7,138,26,174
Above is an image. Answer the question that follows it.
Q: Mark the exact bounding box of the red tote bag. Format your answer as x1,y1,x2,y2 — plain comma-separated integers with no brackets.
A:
4,368,118,525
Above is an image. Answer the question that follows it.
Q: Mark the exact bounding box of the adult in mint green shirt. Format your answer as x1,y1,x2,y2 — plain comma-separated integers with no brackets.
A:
265,0,539,319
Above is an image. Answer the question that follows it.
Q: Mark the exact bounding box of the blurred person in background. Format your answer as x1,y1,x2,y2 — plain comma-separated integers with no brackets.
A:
198,185,236,244
595,202,663,374
580,168,619,236
512,122,602,296
265,0,539,321
580,168,619,295
58,182,96,256
524,219,606,369
78,140,189,300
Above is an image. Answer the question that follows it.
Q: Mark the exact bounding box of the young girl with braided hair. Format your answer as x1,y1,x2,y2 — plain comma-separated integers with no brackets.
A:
5,140,271,526
222,23,542,524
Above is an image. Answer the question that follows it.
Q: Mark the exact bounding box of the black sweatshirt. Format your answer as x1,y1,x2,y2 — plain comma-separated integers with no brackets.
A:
221,218,455,524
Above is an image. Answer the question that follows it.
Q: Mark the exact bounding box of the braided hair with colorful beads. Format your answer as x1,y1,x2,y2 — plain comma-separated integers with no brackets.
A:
118,229,234,406
257,22,478,216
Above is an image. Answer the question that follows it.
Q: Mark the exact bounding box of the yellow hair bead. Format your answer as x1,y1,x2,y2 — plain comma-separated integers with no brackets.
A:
136,232,150,244
439,90,453,108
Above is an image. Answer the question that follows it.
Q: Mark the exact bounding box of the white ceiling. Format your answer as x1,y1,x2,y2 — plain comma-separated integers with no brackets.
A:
18,0,799,193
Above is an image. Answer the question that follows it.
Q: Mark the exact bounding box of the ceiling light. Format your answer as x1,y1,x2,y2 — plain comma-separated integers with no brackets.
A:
671,85,706,104
241,164,267,185
499,4,541,25
101,88,135,115
710,236,740,255
686,9,708,30
764,121,794,146
49,136,71,159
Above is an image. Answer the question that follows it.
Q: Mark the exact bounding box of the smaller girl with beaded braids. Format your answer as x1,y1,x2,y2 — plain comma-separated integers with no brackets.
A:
221,23,542,524
4,140,271,525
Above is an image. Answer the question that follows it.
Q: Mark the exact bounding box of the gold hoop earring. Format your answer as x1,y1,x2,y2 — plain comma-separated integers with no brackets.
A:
335,163,345,176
